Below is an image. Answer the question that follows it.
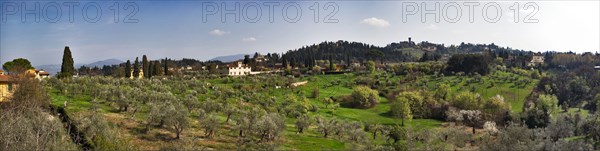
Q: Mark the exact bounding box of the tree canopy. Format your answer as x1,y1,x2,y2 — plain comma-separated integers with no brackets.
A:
2,58,34,75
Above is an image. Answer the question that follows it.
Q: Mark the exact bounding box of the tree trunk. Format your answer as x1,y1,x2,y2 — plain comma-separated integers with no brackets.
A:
401,118,405,126
373,131,377,139
472,126,476,134
130,108,138,119
226,114,231,123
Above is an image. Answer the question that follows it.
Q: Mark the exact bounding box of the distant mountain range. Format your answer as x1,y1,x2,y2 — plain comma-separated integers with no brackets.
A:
35,59,123,75
209,54,247,62
84,59,123,67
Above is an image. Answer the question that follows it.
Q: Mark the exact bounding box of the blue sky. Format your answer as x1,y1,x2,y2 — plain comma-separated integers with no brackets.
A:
1,1,598,66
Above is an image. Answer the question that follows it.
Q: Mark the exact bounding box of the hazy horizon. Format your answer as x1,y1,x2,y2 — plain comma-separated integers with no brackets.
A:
1,1,598,66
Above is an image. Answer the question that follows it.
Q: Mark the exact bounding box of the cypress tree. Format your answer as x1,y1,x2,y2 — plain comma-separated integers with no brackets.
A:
133,57,140,78
282,57,288,68
243,55,250,65
154,61,162,76
346,55,351,68
148,61,154,77
329,55,334,71
125,60,131,78
142,55,149,78
163,57,168,76
58,46,76,78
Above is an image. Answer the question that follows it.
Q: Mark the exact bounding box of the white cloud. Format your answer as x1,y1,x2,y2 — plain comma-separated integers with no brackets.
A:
209,29,230,36
360,17,390,28
425,24,440,30
242,37,257,42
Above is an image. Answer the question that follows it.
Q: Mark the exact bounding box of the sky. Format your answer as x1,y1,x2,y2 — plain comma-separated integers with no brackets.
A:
0,0,598,66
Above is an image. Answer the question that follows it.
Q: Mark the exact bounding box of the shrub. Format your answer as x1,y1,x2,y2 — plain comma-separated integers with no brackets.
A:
312,87,320,98
349,86,380,108
451,92,481,110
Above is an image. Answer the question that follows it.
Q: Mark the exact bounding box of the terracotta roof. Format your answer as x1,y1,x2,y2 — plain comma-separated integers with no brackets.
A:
0,75,13,82
38,71,50,75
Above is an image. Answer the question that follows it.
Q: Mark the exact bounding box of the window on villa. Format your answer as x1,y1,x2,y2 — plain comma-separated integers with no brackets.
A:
8,83,13,92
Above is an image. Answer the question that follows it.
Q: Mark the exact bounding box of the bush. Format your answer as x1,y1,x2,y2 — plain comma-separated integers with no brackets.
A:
312,87,320,98
452,92,481,110
348,86,380,108
531,71,541,79
0,108,78,150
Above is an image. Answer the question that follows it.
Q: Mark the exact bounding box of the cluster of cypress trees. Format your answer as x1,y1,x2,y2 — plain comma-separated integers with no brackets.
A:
57,47,168,79
124,55,168,78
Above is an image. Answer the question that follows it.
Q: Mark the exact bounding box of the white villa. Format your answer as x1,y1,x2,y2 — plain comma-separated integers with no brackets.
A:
223,62,251,76
528,53,545,66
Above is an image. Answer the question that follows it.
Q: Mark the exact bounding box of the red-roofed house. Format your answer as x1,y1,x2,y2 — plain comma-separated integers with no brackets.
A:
0,74,15,102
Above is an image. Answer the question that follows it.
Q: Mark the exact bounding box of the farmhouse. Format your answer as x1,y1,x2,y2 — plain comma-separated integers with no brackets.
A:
254,54,269,63
0,74,15,102
223,62,251,76
25,69,50,80
528,53,545,66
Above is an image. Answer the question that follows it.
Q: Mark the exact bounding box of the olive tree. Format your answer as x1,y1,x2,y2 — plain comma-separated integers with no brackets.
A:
391,95,412,126
460,110,482,134
316,117,338,138
255,113,285,142
164,102,189,139
182,93,199,111
537,94,560,116
233,107,265,139
295,114,311,134
385,125,407,143
546,115,574,142
200,113,220,138
364,123,382,139
76,111,135,150
342,121,367,143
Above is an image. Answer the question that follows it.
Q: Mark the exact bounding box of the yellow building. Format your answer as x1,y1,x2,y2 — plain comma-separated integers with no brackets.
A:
0,74,15,102
129,69,144,79
25,69,50,80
